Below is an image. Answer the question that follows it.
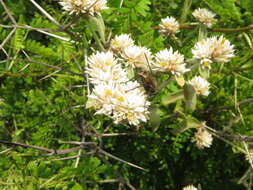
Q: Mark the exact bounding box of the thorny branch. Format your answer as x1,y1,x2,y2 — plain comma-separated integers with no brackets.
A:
0,24,57,32
29,0,79,41
204,98,253,113
96,154,137,190
214,132,253,142
180,24,253,32
25,59,86,78
154,24,253,32
0,138,145,170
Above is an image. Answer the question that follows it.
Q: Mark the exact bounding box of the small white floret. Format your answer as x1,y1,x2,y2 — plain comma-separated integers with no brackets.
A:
159,16,180,35
59,0,108,15
111,34,135,53
153,48,189,76
192,8,216,27
188,76,210,96
192,123,213,149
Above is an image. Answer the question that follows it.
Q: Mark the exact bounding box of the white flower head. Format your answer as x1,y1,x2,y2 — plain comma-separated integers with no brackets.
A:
59,0,108,15
192,8,216,27
88,82,119,116
111,34,135,53
153,48,189,76
159,16,180,35
211,36,235,63
183,185,198,190
192,38,215,61
86,51,128,84
192,36,235,67
192,122,213,149
189,76,210,96
112,81,150,126
88,81,150,126
86,49,151,126
122,45,152,70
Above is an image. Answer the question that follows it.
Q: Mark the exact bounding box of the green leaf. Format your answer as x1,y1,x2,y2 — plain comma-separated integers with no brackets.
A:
70,183,83,190
13,15,26,52
88,15,106,44
149,105,160,132
135,0,151,16
179,0,192,23
183,84,196,112
171,116,200,134
162,90,184,105
203,0,242,22
25,40,58,59
85,97,95,109
240,0,253,12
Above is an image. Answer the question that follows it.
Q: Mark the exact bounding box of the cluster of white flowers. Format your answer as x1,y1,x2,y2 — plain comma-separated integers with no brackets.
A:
111,34,152,70
122,45,152,70
153,48,189,76
111,34,134,53
183,185,198,190
158,8,216,36
159,16,180,35
188,76,210,96
192,36,235,68
192,122,213,149
111,34,190,76
86,51,150,126
192,8,216,27
59,0,108,15
86,51,128,84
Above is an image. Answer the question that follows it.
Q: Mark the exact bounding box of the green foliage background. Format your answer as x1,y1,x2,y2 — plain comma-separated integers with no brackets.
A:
0,0,253,189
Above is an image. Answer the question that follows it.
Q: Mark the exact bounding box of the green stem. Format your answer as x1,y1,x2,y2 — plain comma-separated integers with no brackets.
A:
90,27,105,51
198,24,207,40
179,0,192,24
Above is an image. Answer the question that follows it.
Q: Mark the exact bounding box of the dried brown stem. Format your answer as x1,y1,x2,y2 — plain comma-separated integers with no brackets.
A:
0,24,57,31
84,132,138,137
214,132,253,142
29,0,78,40
0,0,17,25
154,24,253,32
98,148,146,171
0,138,145,172
0,140,53,153
25,59,85,78
0,29,16,51
219,98,253,111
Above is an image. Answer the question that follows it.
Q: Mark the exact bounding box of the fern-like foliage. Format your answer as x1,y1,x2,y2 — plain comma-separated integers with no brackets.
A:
25,40,59,59
135,0,151,16
203,0,242,23
12,15,26,53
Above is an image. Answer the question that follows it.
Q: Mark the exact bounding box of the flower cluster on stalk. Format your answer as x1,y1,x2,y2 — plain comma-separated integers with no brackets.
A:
111,34,153,70
59,0,108,15
159,16,180,36
86,51,150,126
153,48,189,76
80,4,235,157
111,34,190,76
192,36,235,69
192,8,216,27
188,76,210,96
192,122,213,149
